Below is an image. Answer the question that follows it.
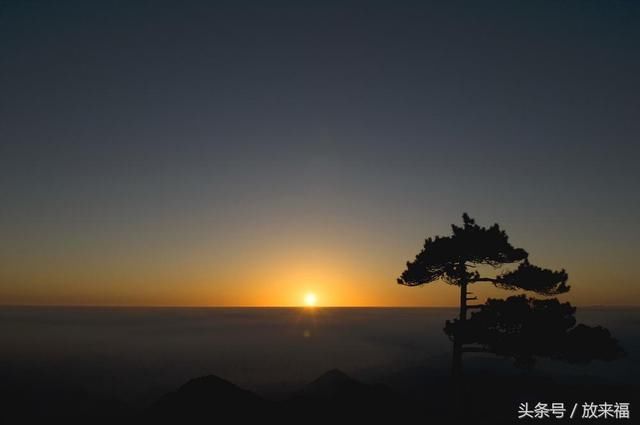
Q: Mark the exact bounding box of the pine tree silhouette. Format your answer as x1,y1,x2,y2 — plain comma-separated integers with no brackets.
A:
398,213,569,375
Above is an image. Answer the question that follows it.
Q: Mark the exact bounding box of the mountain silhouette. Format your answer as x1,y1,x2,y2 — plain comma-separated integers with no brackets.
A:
284,369,398,422
147,374,271,422
4,367,637,424
147,370,398,423
294,369,391,401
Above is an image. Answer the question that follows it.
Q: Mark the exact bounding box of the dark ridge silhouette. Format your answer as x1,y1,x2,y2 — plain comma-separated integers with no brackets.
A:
144,369,638,424
292,368,393,403
284,369,401,422
147,370,418,423
147,374,271,422
2,368,637,424
298,369,362,396
144,369,401,423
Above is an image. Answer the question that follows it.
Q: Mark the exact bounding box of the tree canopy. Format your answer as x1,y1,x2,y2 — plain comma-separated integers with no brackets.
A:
444,295,624,369
397,214,569,295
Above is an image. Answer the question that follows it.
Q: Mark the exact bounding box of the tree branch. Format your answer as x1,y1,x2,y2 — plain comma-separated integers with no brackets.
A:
469,277,499,284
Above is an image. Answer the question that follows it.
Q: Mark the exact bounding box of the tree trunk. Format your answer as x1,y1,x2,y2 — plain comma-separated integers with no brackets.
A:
452,279,467,376
451,278,468,419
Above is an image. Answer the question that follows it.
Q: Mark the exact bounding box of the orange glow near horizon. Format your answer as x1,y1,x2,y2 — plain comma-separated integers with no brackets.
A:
1,276,637,307
2,239,639,307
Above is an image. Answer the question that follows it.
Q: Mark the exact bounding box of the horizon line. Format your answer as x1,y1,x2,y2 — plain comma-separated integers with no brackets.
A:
1,303,639,309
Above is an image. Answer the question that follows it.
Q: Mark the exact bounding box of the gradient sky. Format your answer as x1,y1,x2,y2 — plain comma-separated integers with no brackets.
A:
1,0,639,306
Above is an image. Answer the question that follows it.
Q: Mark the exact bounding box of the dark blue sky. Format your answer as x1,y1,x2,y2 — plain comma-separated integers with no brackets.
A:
1,0,639,305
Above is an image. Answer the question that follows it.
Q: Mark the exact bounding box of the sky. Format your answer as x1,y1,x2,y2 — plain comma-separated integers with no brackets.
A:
1,0,639,306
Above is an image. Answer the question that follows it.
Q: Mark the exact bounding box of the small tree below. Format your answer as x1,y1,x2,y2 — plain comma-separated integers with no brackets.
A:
444,295,624,370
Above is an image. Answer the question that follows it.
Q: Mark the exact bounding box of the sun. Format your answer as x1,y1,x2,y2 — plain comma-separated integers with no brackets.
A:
304,292,317,307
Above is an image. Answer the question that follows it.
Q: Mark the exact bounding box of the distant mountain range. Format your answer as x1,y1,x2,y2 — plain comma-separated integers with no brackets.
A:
147,369,398,422
3,368,638,423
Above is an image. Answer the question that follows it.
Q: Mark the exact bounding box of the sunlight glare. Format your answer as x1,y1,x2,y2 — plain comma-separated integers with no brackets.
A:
304,292,317,307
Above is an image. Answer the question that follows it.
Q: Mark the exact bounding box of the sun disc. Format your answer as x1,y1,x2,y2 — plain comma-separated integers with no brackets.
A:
304,292,317,307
